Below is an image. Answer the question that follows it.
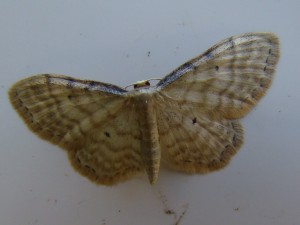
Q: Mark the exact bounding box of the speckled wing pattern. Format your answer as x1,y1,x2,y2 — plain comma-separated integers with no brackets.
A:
9,75,144,185
156,32,279,173
9,32,280,185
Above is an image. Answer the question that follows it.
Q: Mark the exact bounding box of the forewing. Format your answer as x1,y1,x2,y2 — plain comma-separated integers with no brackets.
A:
9,74,143,185
156,98,243,173
157,32,280,119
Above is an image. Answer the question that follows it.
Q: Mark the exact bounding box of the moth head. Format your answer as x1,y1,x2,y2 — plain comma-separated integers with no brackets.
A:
133,80,151,89
124,78,161,91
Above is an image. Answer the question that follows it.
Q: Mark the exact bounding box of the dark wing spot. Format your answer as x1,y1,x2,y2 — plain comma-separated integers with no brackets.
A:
232,134,237,145
76,157,81,163
84,165,96,173
260,79,266,87
89,81,97,86
104,131,111,138
203,50,213,60
82,81,97,91
67,80,75,88
45,74,51,85
229,38,235,49
192,117,197,125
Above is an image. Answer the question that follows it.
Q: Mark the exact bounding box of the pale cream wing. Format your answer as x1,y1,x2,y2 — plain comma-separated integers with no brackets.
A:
156,99,243,173
9,74,143,185
157,32,280,119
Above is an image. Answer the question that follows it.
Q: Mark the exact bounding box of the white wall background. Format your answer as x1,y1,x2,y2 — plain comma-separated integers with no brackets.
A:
0,1,299,225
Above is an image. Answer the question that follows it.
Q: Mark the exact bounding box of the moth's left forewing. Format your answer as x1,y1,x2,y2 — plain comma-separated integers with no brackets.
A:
157,32,280,119
9,74,144,185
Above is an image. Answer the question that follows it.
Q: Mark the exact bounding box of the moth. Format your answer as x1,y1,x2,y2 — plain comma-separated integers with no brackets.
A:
9,32,280,185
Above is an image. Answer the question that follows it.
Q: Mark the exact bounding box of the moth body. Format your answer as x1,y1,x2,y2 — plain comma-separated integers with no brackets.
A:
8,32,280,185
134,93,160,184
